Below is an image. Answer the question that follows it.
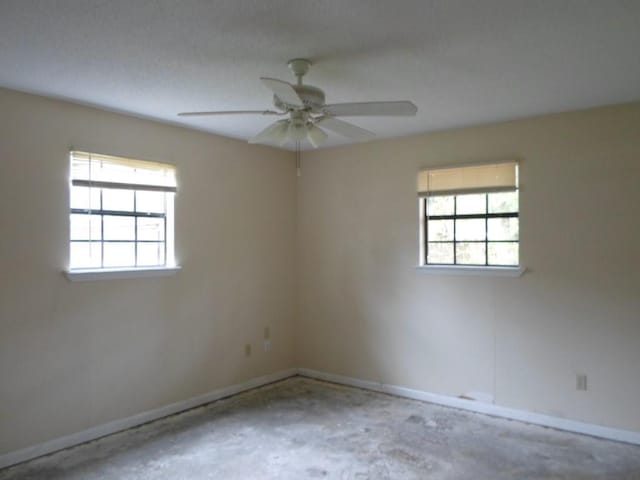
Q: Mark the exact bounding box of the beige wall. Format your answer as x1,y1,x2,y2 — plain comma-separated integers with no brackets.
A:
296,103,640,432
2,87,639,456
0,88,296,454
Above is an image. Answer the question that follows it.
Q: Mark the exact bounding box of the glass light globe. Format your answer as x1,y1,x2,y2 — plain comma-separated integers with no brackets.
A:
288,122,308,141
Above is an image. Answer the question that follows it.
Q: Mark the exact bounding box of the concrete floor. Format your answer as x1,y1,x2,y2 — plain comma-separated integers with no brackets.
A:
2,377,640,479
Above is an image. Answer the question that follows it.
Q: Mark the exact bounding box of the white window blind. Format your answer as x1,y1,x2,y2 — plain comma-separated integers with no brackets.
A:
418,161,518,197
71,151,176,192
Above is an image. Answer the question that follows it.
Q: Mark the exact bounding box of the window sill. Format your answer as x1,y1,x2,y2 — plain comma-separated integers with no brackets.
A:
415,265,526,277
65,266,181,282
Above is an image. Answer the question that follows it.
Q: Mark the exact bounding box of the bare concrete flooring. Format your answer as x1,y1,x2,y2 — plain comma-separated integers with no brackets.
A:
2,377,640,479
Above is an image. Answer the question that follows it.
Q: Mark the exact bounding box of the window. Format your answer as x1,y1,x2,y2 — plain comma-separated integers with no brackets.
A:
418,162,519,268
69,151,176,271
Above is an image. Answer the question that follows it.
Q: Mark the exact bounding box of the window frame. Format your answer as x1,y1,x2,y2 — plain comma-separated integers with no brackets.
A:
416,160,525,276
423,192,519,267
67,151,178,280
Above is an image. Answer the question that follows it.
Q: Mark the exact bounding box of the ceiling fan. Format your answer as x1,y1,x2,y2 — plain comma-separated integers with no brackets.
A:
178,59,418,148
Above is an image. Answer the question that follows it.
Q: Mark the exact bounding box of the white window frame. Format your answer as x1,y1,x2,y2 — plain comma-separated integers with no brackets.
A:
416,161,525,277
66,151,180,281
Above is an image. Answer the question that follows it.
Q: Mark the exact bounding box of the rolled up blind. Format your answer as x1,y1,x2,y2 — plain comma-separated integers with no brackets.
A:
70,151,176,192
417,161,517,197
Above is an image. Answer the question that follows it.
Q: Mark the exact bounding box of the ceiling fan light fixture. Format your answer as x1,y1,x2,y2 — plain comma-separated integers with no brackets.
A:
287,121,308,142
248,119,289,145
307,124,328,148
272,121,290,146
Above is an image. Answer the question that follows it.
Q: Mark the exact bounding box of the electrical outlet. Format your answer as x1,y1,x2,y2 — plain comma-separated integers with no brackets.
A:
263,339,271,353
244,343,252,357
576,374,587,391
264,326,270,339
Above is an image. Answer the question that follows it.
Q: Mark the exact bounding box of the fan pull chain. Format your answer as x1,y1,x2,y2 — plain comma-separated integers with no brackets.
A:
296,141,302,177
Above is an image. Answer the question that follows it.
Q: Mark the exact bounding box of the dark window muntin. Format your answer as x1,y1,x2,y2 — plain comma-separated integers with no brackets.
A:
424,193,519,267
70,187,168,268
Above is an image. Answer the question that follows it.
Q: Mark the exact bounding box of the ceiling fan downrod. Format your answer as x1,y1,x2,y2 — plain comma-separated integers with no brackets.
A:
288,58,311,85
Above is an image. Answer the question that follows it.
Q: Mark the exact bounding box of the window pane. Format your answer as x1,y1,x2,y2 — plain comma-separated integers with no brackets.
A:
70,214,101,240
137,217,165,241
136,191,165,214
426,196,454,216
455,218,485,241
488,217,519,241
456,242,486,265
70,186,100,210
137,242,165,266
102,188,134,211
103,242,135,267
427,242,453,264
427,220,453,241
70,242,101,268
488,191,518,214
456,193,486,215
103,215,135,240
488,242,519,266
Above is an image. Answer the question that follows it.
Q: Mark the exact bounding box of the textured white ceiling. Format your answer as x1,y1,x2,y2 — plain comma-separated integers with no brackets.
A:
1,0,639,149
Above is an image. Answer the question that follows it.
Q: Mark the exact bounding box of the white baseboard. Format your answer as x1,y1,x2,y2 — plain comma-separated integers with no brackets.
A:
297,368,640,446
0,368,297,470
3,366,639,471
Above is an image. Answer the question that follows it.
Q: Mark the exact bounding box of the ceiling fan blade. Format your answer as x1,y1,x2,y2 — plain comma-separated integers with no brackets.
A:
178,110,281,117
322,101,417,117
316,117,375,141
307,125,328,148
248,120,290,146
260,77,303,107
